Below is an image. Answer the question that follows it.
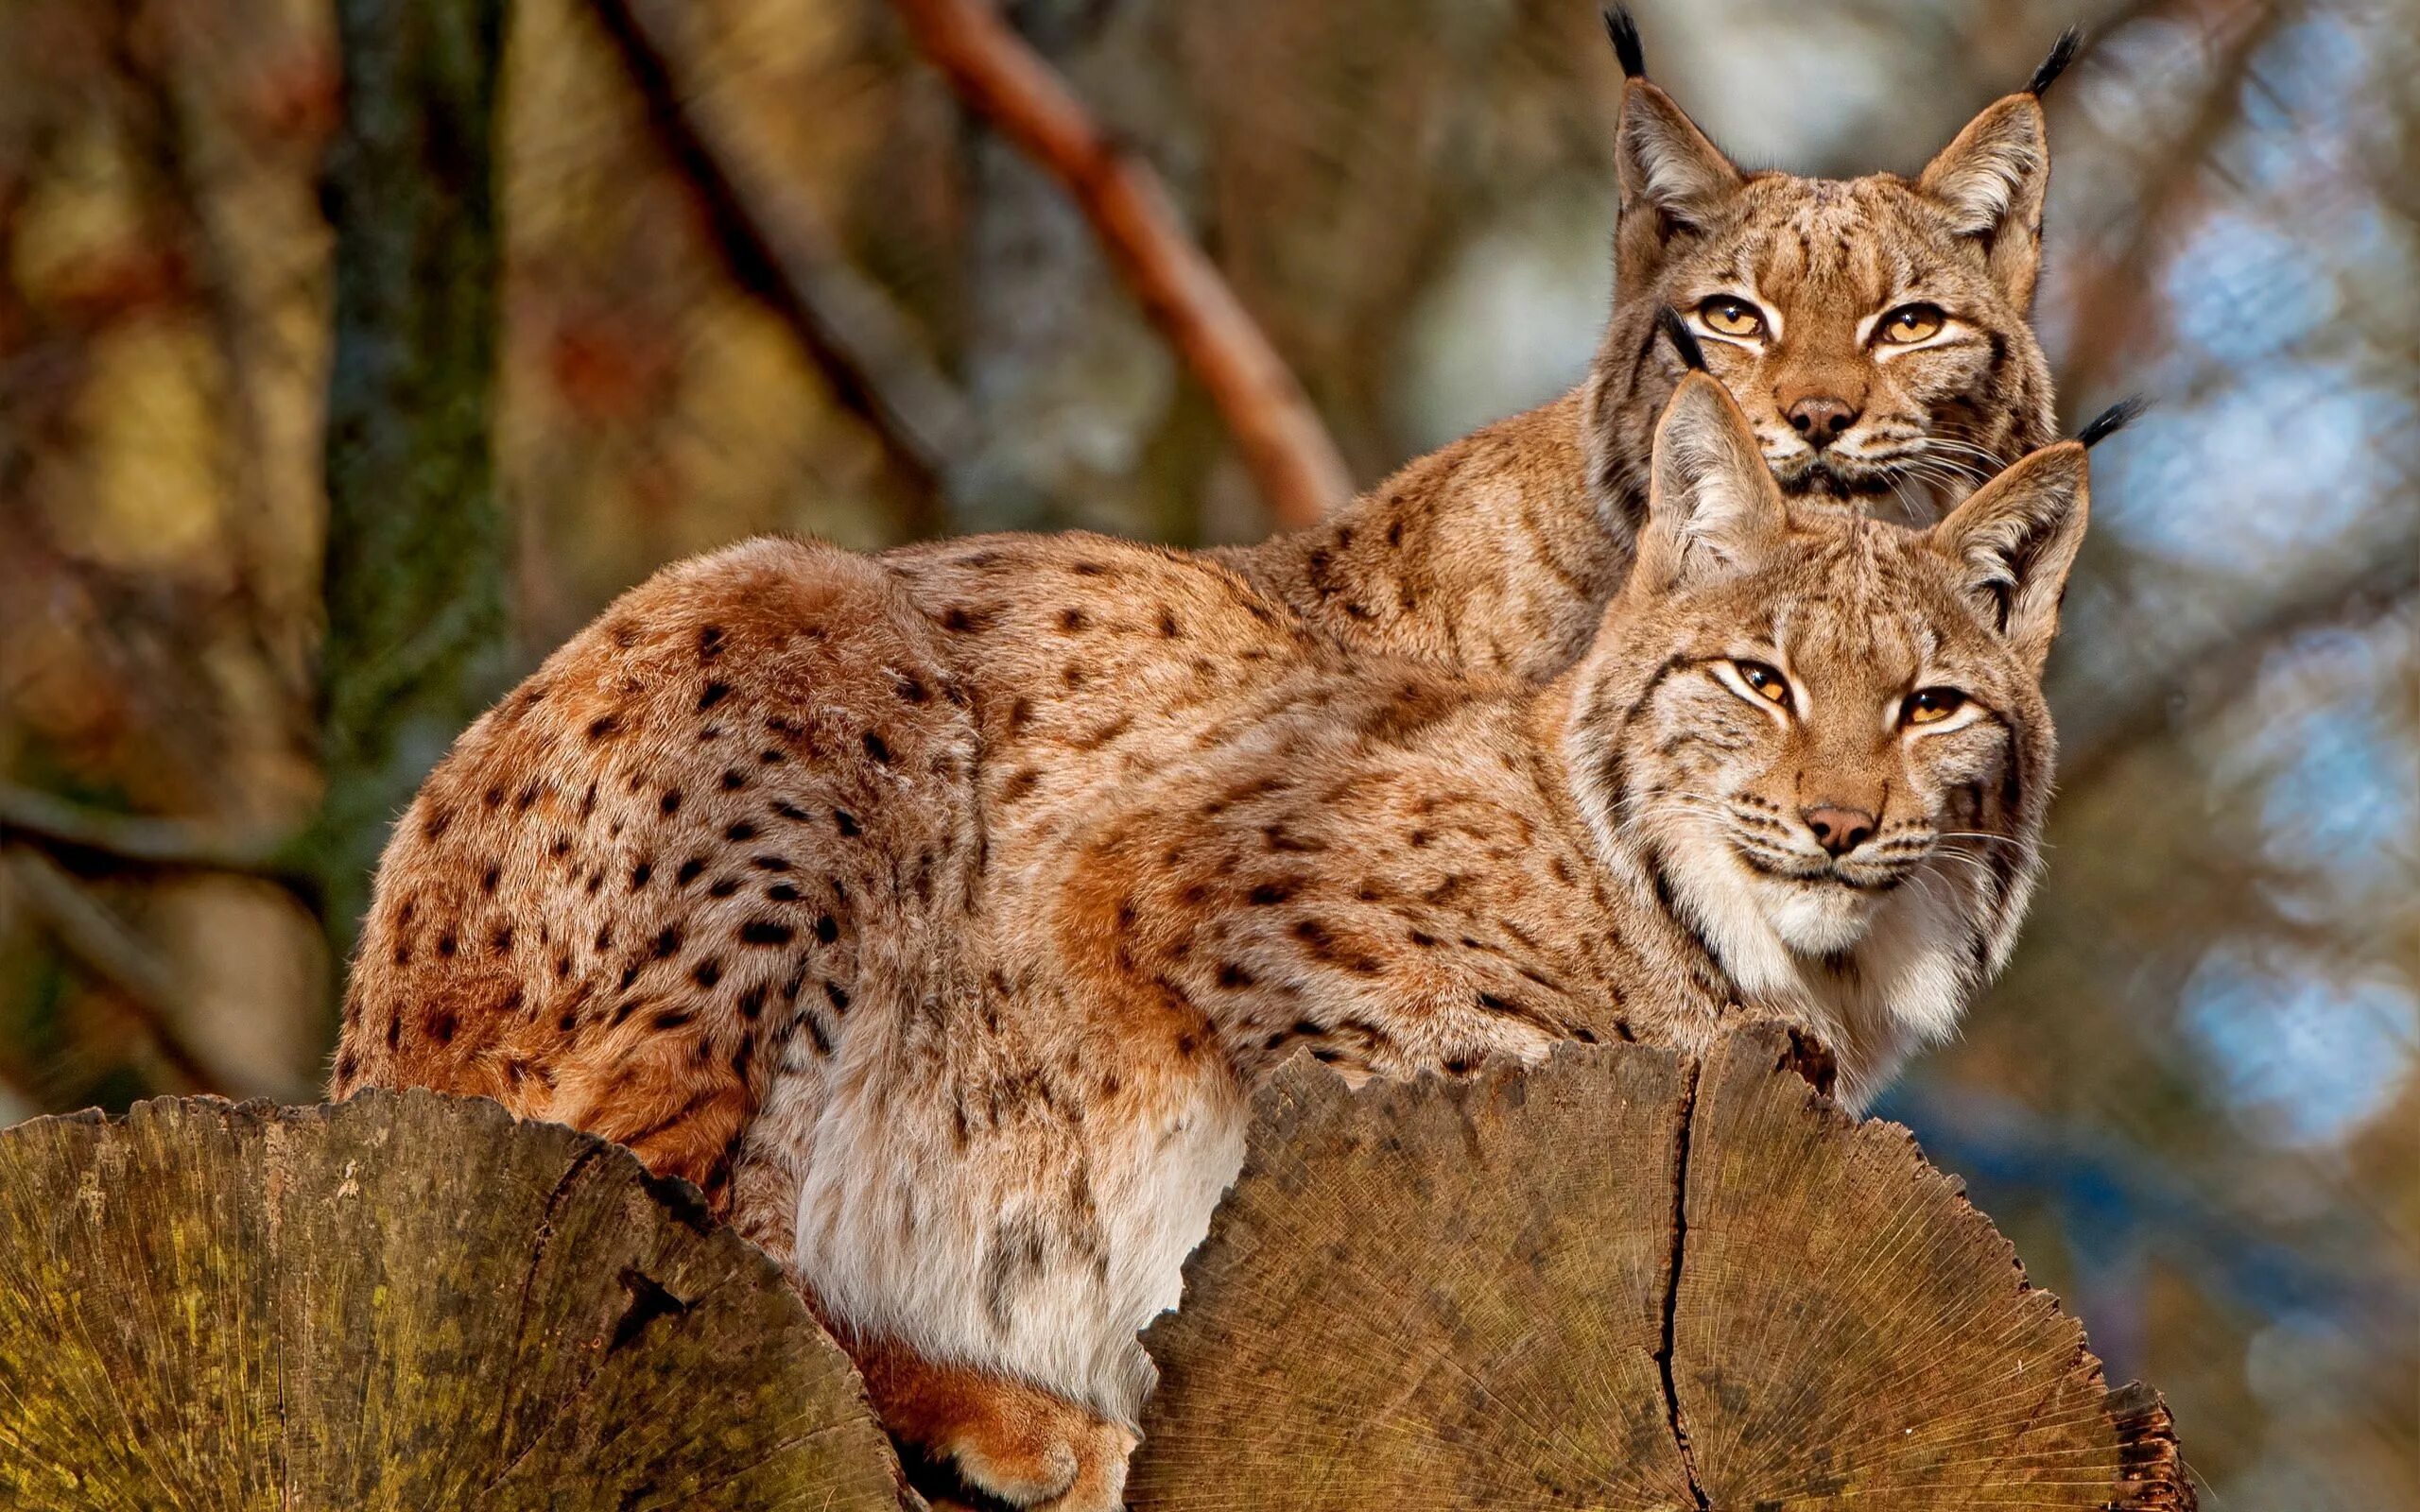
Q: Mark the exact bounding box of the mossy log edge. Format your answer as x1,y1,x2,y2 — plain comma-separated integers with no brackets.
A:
0,1088,907,1511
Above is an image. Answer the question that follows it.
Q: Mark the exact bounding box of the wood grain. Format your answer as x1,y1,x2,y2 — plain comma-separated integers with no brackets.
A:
1130,1043,1700,1509
1131,1025,2193,1510
1672,1031,2194,1508
0,1032,2191,1508
0,1089,905,1510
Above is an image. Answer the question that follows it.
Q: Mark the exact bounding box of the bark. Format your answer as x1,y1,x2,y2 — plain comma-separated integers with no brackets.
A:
310,0,514,963
0,1089,905,1508
1131,1025,2195,1510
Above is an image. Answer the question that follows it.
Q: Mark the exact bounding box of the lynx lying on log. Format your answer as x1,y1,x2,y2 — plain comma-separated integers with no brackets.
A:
334,358,2113,1507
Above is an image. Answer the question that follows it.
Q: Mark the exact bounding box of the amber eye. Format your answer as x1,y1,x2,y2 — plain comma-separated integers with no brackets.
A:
1902,687,1967,726
1698,296,1768,339
1734,661,1791,707
1876,303,1946,345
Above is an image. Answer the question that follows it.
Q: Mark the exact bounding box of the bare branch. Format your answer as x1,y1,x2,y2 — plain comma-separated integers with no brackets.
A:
0,783,301,878
2057,532,2419,791
2053,0,2284,404
588,0,970,507
886,0,1355,528
3,848,235,1093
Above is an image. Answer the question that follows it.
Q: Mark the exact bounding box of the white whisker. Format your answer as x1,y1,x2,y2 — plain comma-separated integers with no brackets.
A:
1934,830,2030,850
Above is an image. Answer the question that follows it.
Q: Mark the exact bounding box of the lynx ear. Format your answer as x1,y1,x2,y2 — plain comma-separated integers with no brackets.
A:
1636,372,1788,594
1919,92,2052,308
1616,80,1743,239
1927,440,2090,673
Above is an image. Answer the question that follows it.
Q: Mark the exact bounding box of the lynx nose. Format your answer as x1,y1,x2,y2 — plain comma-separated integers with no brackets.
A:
1801,805,1877,858
1786,396,1859,448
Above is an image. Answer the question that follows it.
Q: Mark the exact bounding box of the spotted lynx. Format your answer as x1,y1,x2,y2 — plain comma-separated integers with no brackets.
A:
1234,15,2076,680
332,356,2105,1507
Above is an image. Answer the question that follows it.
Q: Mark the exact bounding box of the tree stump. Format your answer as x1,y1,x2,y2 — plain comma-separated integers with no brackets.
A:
1128,1024,2194,1510
0,1089,904,1510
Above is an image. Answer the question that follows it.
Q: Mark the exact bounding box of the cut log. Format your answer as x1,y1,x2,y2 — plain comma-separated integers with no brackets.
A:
1128,1024,2193,1510
0,1089,905,1511
0,1032,2191,1509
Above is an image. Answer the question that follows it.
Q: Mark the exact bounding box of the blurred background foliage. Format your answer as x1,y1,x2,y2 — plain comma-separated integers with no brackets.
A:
0,0,2409,1503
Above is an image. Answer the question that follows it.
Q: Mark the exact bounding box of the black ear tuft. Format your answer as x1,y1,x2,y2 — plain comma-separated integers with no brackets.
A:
2027,26,2083,96
1603,7,1647,79
2076,394,2147,449
1655,306,1706,371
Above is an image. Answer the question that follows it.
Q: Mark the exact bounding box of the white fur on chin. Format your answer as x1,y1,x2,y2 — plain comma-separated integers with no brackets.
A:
1660,830,1977,1109
1759,875,1881,955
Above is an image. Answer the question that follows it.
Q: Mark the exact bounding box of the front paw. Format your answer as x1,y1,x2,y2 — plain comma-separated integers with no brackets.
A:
855,1340,1134,1511
939,1407,1132,1511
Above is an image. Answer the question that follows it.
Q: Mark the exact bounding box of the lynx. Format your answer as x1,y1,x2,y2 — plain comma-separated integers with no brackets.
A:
333,361,2105,1508
1236,15,2076,679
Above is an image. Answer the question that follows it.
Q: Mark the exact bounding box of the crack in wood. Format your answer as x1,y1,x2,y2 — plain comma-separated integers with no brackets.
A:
475,1138,610,1486
1128,1026,2197,1508
609,1264,695,1353
1656,1056,1712,1511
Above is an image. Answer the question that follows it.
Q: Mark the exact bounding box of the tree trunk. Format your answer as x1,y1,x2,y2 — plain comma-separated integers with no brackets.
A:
310,0,514,964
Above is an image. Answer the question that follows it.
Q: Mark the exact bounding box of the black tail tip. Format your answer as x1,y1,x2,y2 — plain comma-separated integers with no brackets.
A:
1655,306,1706,372
2027,25,2083,95
2076,394,2147,449
1603,6,1647,79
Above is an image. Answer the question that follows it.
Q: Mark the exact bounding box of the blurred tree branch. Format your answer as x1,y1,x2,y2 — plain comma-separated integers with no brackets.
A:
3,850,234,1092
1885,1077,2412,1331
2059,525,2419,791
107,0,323,721
887,0,1353,527
0,784,309,894
586,0,969,520
2056,0,2284,406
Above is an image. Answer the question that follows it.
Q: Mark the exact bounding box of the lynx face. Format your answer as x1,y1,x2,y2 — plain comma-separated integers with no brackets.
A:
1571,372,2087,1074
1592,62,2062,526
1666,177,2041,512
1633,524,2048,958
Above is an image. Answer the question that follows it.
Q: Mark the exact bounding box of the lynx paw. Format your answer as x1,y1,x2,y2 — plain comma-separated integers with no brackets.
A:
945,1407,1132,1510
856,1340,1134,1511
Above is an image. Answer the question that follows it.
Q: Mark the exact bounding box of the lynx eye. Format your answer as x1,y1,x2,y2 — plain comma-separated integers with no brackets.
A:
1698,297,1767,339
1733,661,1792,708
1902,687,1967,726
1876,303,1946,345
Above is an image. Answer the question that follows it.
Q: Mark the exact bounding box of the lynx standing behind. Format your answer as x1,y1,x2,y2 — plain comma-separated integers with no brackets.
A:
1236,13,2079,680
332,361,2114,1507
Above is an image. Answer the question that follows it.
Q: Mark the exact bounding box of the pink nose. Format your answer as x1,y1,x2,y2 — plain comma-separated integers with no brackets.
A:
1801,805,1877,857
